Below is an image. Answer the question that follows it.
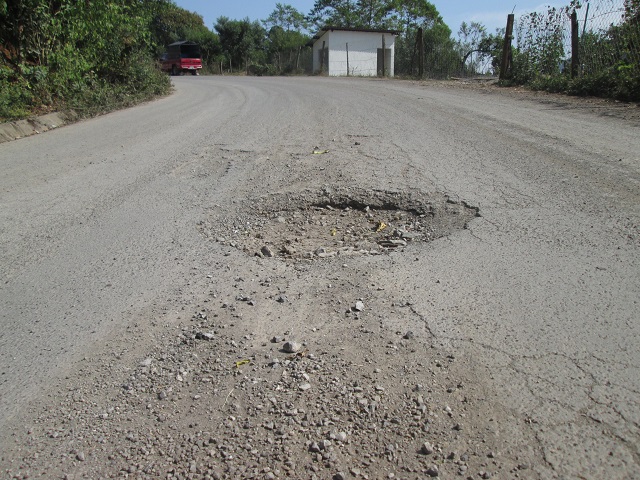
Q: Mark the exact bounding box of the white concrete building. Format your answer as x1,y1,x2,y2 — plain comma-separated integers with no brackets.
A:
311,27,399,77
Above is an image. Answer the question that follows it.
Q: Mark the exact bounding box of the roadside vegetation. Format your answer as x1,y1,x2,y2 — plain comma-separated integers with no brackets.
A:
506,0,640,102
1,0,637,122
0,0,206,121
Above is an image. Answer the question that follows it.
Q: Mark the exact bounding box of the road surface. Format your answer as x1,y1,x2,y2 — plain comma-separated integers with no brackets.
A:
0,77,638,478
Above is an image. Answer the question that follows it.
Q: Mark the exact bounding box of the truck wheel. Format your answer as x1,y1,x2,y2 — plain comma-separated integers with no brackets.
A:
192,70,198,76
171,65,178,76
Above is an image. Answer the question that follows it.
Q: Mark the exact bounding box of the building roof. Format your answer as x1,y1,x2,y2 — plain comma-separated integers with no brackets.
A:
312,26,401,42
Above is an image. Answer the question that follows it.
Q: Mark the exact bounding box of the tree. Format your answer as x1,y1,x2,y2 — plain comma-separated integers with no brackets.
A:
265,26,309,73
148,2,221,70
150,3,209,55
262,4,310,74
458,21,488,73
264,3,308,32
357,0,394,28
214,17,266,72
309,0,394,29
388,0,458,78
476,30,504,74
309,0,360,28
390,0,443,31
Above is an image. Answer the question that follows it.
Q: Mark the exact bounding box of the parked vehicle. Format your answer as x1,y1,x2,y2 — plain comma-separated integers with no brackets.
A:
160,41,202,76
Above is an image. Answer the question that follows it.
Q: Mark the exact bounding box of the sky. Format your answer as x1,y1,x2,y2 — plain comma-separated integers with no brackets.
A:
173,1,566,37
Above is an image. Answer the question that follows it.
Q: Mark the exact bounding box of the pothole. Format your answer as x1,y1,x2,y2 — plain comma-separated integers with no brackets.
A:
199,187,479,261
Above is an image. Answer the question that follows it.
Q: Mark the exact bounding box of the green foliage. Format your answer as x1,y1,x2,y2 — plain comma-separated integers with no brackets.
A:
506,0,640,102
214,17,267,72
392,9,460,78
150,2,207,52
391,0,465,79
390,0,443,31
458,21,488,73
308,0,442,30
514,6,568,80
149,1,222,71
264,3,309,32
262,4,310,74
529,73,570,92
422,24,460,78
456,22,505,75
0,66,33,120
309,0,364,28
266,27,310,74
0,0,171,121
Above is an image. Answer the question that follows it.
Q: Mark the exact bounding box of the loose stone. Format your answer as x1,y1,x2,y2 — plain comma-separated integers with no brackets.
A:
283,341,301,353
426,465,439,477
421,442,435,455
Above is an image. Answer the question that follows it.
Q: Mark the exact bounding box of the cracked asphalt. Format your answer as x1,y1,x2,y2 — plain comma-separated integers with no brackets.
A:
0,76,638,478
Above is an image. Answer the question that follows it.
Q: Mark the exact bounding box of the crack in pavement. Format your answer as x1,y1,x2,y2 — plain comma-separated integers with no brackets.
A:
403,297,640,477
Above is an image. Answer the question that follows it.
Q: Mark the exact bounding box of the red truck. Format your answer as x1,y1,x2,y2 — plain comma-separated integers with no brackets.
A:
160,41,202,75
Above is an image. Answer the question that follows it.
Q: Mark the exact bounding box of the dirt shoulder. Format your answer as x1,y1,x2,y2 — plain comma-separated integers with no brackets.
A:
426,77,640,124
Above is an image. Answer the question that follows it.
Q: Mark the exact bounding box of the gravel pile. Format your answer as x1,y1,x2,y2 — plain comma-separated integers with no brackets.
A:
3,295,532,480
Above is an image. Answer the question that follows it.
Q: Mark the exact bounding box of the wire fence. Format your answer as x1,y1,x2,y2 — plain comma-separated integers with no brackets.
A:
510,0,640,99
577,0,639,74
514,6,573,76
395,34,471,79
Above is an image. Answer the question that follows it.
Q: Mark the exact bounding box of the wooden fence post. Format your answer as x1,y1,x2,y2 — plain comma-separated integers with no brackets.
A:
346,43,349,76
418,27,424,78
499,14,515,80
381,34,386,77
571,10,579,78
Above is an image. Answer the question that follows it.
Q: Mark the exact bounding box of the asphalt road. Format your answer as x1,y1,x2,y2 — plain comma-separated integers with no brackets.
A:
1,76,638,477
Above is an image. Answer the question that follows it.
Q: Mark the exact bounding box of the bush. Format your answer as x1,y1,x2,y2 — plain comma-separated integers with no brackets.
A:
530,74,570,93
0,78,32,120
0,0,172,122
506,1,640,102
64,55,171,116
